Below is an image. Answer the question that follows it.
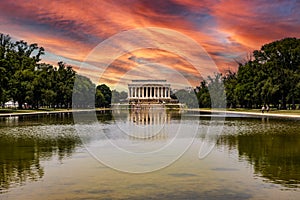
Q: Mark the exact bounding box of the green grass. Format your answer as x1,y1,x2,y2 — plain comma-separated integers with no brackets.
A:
189,107,300,115
1,107,300,115
227,108,300,115
0,108,70,114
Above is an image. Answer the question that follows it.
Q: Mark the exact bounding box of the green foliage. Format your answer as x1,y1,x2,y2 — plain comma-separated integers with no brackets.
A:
0,33,97,109
0,36,45,109
174,89,198,108
196,80,211,108
207,73,226,108
73,74,95,108
234,37,300,109
195,38,300,109
223,71,237,108
195,74,226,108
111,90,128,103
95,84,112,107
2,32,298,110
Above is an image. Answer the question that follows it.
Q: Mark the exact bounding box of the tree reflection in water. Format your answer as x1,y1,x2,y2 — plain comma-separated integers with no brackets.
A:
0,114,81,193
0,111,299,194
217,117,300,188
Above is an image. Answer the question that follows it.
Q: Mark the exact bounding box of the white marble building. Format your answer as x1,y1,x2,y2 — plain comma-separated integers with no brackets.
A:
128,80,171,103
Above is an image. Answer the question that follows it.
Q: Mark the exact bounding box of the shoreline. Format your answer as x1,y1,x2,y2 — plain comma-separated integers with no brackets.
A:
187,109,300,119
0,108,300,119
0,109,103,117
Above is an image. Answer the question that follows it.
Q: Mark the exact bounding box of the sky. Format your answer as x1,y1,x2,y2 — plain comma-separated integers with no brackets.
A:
0,0,299,90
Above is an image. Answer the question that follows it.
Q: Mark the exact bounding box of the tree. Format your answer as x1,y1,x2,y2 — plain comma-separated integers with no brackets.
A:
0,34,12,106
111,90,120,103
111,90,128,103
95,90,105,108
52,62,76,108
174,89,198,108
37,64,57,108
195,80,211,108
95,84,111,107
3,38,45,109
236,37,300,109
0,33,99,109
72,74,95,108
207,73,226,108
223,71,238,108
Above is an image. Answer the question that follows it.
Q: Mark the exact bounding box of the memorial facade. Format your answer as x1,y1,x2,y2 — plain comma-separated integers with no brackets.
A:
128,80,171,103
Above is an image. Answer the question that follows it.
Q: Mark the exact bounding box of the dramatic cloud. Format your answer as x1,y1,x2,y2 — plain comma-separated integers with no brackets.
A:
0,0,299,89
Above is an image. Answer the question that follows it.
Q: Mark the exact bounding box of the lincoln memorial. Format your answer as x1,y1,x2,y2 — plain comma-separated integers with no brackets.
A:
128,80,171,104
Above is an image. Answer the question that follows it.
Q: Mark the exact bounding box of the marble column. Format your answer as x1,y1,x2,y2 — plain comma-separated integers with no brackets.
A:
140,87,142,98
159,87,162,98
152,87,154,98
158,87,160,98
165,87,167,98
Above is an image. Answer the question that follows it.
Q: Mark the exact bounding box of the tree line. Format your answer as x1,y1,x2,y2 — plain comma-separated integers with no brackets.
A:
176,38,300,109
0,33,111,109
1,33,299,110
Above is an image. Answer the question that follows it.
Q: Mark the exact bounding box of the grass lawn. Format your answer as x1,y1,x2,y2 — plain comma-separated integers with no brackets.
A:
0,108,70,114
188,107,300,115
1,107,300,116
227,108,300,115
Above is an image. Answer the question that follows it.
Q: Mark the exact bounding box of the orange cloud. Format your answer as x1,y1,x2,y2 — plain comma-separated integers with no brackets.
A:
211,0,300,49
0,0,299,89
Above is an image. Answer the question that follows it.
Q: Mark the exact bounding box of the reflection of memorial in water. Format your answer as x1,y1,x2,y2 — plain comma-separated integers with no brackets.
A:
130,108,170,126
127,107,171,140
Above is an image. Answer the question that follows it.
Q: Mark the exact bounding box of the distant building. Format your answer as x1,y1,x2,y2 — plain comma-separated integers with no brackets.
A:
128,80,171,104
185,86,194,93
4,101,18,108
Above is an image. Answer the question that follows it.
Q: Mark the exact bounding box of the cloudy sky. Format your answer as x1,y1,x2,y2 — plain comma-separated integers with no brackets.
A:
1,0,299,89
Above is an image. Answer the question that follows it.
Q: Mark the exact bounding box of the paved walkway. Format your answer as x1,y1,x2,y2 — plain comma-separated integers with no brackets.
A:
1,108,299,119
0,109,96,117
188,109,300,119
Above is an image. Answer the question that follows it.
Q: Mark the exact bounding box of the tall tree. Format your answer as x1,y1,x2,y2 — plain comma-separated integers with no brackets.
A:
8,40,44,109
195,80,211,108
0,34,12,106
207,73,226,108
72,74,95,108
53,62,76,108
223,71,238,108
253,38,300,109
95,84,111,108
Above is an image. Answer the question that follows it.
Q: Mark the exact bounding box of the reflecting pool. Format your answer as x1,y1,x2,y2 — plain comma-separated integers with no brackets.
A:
0,110,299,199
